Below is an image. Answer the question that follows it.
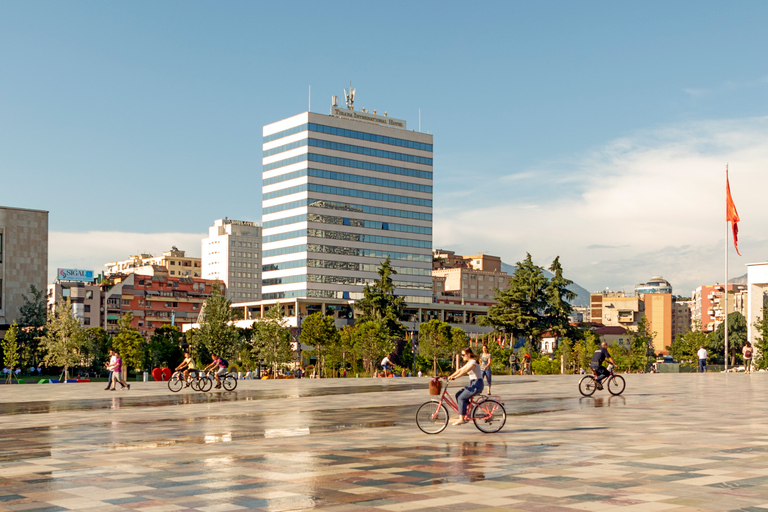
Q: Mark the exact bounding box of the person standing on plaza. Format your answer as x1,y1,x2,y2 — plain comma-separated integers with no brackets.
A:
480,344,492,394
743,342,753,374
697,346,708,373
448,347,483,426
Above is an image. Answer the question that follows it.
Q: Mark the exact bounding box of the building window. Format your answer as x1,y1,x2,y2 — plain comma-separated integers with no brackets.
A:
86,290,93,299
170,271,175,275
84,317,91,326
170,261,176,265
84,305,91,313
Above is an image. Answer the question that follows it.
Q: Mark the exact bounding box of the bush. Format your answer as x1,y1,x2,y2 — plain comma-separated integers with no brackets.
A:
532,356,560,375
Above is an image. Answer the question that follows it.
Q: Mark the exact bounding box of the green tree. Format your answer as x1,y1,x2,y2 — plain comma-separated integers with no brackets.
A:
17,285,47,367
38,297,88,380
345,321,394,375
545,257,576,337
83,327,111,375
252,305,293,377
417,319,454,376
299,312,340,378
355,257,406,337
111,311,146,371
627,316,654,372
709,311,748,366
147,325,184,369
668,327,707,365
190,282,240,360
2,323,21,383
753,316,768,370
480,253,548,350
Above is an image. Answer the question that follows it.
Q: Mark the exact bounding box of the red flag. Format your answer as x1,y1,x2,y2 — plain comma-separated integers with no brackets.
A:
726,173,741,256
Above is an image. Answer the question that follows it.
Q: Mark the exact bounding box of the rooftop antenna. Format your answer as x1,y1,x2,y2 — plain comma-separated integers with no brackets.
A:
344,81,355,110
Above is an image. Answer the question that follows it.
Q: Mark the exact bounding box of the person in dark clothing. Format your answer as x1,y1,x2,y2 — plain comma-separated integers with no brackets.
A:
590,341,616,388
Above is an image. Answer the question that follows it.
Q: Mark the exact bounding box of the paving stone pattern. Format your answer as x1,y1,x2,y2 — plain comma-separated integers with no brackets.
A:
2,374,768,511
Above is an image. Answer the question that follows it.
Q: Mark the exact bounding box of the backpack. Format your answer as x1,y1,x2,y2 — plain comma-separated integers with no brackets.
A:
219,358,229,367
745,349,752,358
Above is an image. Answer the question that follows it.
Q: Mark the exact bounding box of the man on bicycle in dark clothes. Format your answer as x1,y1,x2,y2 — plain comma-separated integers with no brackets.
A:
590,341,616,388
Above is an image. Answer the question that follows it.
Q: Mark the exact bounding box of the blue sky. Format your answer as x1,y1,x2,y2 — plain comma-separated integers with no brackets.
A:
2,1,768,293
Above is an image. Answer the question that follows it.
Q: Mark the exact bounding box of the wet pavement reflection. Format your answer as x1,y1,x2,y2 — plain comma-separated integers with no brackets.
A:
3,374,766,511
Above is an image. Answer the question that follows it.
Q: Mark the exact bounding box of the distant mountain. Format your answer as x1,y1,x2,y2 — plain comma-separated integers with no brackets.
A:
500,262,590,307
729,273,747,285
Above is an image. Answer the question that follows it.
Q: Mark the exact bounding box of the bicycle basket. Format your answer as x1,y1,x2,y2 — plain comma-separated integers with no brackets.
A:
428,378,441,395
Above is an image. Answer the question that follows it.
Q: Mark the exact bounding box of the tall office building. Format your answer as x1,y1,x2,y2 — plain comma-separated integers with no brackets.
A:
202,218,262,301
261,94,433,303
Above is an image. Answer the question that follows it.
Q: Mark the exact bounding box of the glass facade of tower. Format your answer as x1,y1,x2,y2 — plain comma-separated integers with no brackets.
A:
261,111,433,303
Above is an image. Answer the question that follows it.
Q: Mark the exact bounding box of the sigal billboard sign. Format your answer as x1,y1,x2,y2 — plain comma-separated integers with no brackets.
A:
57,268,94,282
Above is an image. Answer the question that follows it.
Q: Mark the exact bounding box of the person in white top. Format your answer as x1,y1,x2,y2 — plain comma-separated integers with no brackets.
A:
381,356,394,377
697,346,708,373
448,347,484,425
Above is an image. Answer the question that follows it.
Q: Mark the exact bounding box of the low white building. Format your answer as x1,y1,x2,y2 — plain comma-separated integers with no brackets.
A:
747,262,768,343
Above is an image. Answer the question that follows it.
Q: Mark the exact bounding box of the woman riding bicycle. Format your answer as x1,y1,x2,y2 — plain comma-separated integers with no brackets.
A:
448,347,483,425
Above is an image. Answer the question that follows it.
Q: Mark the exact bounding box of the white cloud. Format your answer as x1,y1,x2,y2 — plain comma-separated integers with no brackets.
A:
49,231,206,282
435,116,768,295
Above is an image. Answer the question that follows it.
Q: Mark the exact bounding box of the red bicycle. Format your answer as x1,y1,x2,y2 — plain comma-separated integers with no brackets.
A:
416,377,506,434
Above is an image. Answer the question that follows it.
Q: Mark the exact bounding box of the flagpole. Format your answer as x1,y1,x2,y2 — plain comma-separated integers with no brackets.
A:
724,165,729,371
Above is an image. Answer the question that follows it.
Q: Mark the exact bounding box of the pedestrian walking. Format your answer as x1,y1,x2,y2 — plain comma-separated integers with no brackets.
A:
108,351,129,390
697,346,708,373
105,350,115,390
743,342,753,374
480,344,492,394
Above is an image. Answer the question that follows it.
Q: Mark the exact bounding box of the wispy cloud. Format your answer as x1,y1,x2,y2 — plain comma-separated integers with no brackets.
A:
49,231,206,282
435,116,768,294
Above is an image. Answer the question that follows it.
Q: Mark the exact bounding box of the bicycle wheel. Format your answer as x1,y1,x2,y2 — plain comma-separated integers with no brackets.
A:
223,375,237,391
472,399,506,433
607,375,625,396
168,376,183,393
579,376,597,397
416,401,449,434
190,377,200,392
200,376,213,392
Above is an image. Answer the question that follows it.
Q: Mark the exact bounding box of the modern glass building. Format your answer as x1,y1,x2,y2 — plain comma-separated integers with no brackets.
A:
261,104,433,304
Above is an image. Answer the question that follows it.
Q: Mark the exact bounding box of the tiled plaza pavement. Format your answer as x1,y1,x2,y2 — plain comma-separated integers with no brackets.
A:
2,374,768,511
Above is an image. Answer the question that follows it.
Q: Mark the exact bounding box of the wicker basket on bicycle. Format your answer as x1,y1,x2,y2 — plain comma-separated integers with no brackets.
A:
428,377,442,395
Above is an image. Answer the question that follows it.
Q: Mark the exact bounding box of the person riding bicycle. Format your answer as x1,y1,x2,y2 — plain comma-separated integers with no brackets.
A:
590,341,616,388
175,351,197,385
203,354,228,389
447,347,483,426
381,355,395,377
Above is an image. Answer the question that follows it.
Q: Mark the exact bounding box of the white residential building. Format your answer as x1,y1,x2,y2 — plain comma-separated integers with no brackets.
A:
259,95,433,303
202,218,262,301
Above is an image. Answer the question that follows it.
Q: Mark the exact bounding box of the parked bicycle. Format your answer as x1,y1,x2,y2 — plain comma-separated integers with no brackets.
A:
579,364,625,396
416,377,506,434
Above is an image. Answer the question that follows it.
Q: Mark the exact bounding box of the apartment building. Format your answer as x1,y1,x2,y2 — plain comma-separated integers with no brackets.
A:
105,247,201,278
432,250,509,306
0,206,48,329
202,218,262,301
47,281,101,327
102,271,217,336
691,283,747,332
